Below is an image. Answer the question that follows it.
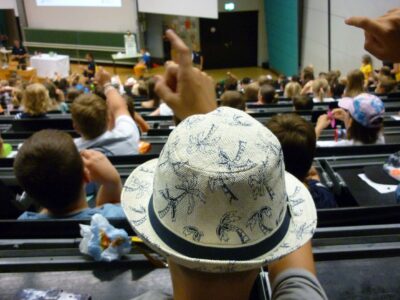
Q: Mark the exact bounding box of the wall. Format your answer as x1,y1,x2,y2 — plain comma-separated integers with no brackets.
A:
0,0,18,16
264,0,299,76
23,0,137,32
302,0,398,75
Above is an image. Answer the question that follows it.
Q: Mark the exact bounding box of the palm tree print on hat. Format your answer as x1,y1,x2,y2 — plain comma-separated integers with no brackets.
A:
288,186,305,217
218,141,256,172
175,173,206,214
158,186,186,222
216,211,250,244
246,206,273,235
248,161,275,201
208,173,238,203
187,124,221,154
183,226,204,242
228,114,253,127
294,220,317,240
129,205,147,226
123,177,150,199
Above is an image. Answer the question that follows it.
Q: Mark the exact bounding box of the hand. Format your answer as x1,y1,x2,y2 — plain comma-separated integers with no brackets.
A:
155,30,217,121
81,150,120,186
316,114,331,131
332,108,347,122
345,8,400,62
95,67,112,87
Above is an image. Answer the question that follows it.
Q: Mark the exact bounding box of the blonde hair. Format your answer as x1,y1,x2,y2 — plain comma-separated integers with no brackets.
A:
12,88,23,107
22,83,50,116
345,69,364,97
312,78,330,102
284,82,301,99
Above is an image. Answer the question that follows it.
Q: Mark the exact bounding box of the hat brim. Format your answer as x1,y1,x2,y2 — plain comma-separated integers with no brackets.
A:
122,159,317,273
364,165,398,185
338,97,353,111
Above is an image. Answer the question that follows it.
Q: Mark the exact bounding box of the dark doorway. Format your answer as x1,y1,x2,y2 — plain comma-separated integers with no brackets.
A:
200,11,258,70
0,10,20,47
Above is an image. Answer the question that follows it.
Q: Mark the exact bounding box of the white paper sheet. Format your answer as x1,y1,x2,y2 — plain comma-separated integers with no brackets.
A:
358,173,397,194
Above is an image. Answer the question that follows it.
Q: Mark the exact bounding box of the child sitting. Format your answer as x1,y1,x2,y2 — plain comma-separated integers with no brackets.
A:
220,91,246,111
315,93,385,145
266,114,337,209
15,83,49,119
257,84,277,105
312,79,335,103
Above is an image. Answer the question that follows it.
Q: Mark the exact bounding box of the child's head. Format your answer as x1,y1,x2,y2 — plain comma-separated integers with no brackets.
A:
14,130,84,214
266,114,316,181
147,77,161,106
66,87,82,103
293,95,314,111
86,53,94,61
258,75,274,87
12,88,23,107
362,54,372,65
301,66,315,84
375,76,397,94
339,94,384,144
345,69,365,97
284,82,301,99
258,84,277,104
244,82,259,102
22,83,50,116
379,66,392,77
220,91,246,111
44,82,58,101
71,94,108,140
312,78,330,101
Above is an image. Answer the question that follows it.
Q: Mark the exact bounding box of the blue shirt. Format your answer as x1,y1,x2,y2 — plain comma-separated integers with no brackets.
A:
18,204,125,220
308,179,337,209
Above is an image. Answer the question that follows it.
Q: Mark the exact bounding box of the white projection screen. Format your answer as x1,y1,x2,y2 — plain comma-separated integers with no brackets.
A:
36,0,122,7
138,0,218,19
24,0,137,32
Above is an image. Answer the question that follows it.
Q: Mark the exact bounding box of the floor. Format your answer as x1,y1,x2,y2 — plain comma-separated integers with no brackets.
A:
70,63,276,83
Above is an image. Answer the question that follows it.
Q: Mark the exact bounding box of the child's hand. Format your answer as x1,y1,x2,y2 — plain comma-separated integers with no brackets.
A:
95,68,112,88
332,108,347,122
346,8,400,62
81,150,120,186
316,114,331,130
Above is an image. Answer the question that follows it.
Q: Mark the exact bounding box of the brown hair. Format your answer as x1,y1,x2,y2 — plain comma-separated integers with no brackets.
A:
266,114,316,181
376,76,397,94
22,83,49,116
147,78,161,107
244,82,259,102
14,130,84,213
362,54,372,65
220,91,246,111
301,66,315,84
344,69,364,97
71,94,108,139
293,95,314,111
122,94,136,118
66,88,83,103
347,117,383,144
259,84,277,104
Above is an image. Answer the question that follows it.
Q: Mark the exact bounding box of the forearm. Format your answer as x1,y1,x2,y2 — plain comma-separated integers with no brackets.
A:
268,241,316,284
134,112,150,132
315,126,324,139
105,85,130,118
96,180,122,206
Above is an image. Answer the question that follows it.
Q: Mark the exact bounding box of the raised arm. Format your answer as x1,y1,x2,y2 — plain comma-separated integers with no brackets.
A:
95,68,130,119
155,30,217,121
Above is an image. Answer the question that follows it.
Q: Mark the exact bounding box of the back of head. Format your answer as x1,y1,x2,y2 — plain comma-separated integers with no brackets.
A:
71,94,108,140
362,54,372,65
376,76,397,94
345,69,364,97
312,78,330,101
380,66,391,77
293,95,314,111
14,130,84,213
284,82,301,99
220,91,246,111
44,82,57,100
66,87,82,103
259,84,277,104
244,82,259,102
302,66,315,84
266,114,316,181
258,75,274,87
224,77,238,91
22,83,49,116
147,78,161,105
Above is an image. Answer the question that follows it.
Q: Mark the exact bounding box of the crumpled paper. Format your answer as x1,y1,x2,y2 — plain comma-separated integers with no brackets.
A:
79,214,131,261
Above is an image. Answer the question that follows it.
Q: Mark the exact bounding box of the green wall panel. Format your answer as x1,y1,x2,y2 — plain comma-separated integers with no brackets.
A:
264,0,300,76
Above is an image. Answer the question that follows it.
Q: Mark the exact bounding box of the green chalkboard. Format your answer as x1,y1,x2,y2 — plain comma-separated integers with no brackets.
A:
24,28,125,48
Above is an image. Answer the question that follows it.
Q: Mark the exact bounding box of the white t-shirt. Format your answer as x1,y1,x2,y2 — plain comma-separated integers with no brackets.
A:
312,97,336,103
74,115,140,156
159,103,174,116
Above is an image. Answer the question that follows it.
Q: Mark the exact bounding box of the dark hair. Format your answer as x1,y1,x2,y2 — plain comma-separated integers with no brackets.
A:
347,117,383,144
302,66,315,84
266,114,316,181
87,53,94,60
293,95,314,111
259,84,277,104
66,87,83,103
220,91,246,111
147,78,161,107
224,77,238,91
44,82,57,100
241,77,252,85
14,130,84,213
